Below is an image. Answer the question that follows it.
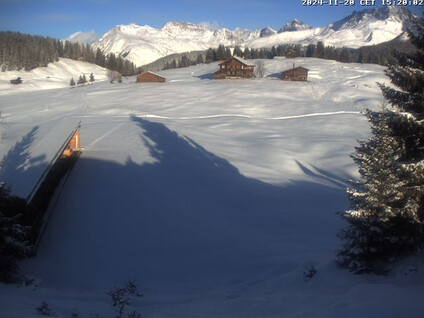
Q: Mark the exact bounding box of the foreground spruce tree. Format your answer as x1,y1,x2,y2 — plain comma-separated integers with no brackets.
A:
338,14,424,274
0,186,32,282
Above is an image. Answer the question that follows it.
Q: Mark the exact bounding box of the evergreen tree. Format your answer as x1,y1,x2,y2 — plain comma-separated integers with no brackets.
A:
196,53,204,64
82,73,87,84
205,48,214,63
243,47,251,60
306,44,315,57
338,14,424,274
233,46,243,58
316,41,325,59
0,186,32,283
89,72,95,82
179,54,190,68
70,77,75,86
170,59,177,69
95,48,105,67
224,47,232,60
338,47,351,63
77,75,84,85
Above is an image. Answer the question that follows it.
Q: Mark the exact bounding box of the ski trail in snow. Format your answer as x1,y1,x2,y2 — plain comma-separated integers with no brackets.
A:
266,111,360,120
85,123,125,149
140,111,361,120
77,111,361,122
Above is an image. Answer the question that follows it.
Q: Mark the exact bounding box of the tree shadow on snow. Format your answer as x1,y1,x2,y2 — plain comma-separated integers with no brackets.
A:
195,72,215,80
29,117,349,288
0,126,47,200
295,160,349,189
266,72,283,79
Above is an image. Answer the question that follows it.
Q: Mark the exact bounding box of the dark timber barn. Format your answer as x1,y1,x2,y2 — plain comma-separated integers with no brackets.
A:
136,71,166,83
281,66,309,81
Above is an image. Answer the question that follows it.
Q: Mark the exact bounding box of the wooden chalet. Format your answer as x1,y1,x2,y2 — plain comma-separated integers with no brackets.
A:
281,65,309,82
136,71,166,83
213,56,255,79
285,49,297,59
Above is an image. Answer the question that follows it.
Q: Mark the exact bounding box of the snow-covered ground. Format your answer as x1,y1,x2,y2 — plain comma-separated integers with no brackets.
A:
1,57,423,317
0,58,109,96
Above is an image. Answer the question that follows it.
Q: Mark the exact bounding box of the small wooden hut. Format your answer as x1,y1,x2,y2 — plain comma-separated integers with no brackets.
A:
285,49,297,59
10,77,22,84
136,71,166,83
213,56,255,79
281,66,309,81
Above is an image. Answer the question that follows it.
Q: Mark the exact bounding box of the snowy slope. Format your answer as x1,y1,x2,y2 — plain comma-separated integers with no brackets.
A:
0,58,109,96
0,59,423,317
92,7,414,66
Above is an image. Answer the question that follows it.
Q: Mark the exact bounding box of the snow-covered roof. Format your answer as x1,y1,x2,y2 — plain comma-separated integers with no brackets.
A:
0,117,81,201
139,71,166,79
219,56,255,67
282,66,309,73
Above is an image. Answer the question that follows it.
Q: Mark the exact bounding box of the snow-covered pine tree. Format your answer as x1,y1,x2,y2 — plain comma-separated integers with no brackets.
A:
70,77,75,86
0,186,32,283
89,72,95,82
338,14,424,274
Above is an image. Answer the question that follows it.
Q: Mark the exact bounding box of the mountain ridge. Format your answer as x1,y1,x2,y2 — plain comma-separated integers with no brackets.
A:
89,7,416,66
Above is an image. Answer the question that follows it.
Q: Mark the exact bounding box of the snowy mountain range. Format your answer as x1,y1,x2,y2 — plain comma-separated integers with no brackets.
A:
82,7,415,66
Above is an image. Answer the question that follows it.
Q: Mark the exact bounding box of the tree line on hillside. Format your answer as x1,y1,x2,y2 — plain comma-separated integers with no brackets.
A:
0,31,140,76
161,39,416,72
1,31,415,76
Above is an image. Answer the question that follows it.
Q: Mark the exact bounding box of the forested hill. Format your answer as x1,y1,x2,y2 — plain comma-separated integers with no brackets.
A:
0,31,140,75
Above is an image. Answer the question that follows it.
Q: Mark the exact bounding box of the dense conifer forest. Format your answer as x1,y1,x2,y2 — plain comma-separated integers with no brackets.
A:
0,31,140,76
198,38,416,66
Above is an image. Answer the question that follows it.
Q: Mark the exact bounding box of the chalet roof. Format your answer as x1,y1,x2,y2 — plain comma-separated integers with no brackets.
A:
0,117,81,201
138,71,166,79
281,66,309,73
219,56,255,67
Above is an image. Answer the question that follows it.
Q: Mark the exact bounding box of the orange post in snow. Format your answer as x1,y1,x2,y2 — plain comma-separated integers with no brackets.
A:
63,129,80,157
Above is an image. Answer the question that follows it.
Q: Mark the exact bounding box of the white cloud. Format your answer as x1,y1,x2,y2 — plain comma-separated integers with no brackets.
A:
66,31,99,45
199,21,220,30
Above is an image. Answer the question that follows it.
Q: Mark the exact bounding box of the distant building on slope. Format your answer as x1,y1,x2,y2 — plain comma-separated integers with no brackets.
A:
285,49,297,59
213,56,255,79
10,77,22,84
136,71,166,83
281,65,309,82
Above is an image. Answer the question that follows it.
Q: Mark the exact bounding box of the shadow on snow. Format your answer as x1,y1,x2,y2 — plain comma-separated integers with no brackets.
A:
25,117,348,288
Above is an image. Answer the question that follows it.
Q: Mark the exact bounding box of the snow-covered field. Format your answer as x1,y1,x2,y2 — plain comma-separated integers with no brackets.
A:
1,57,423,317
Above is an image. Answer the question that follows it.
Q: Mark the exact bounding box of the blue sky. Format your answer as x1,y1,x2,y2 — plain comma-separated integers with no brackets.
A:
0,0,421,39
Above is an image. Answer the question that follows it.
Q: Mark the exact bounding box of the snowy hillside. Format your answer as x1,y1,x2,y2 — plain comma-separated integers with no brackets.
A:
1,58,423,317
0,58,109,96
92,7,414,66
248,6,414,49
